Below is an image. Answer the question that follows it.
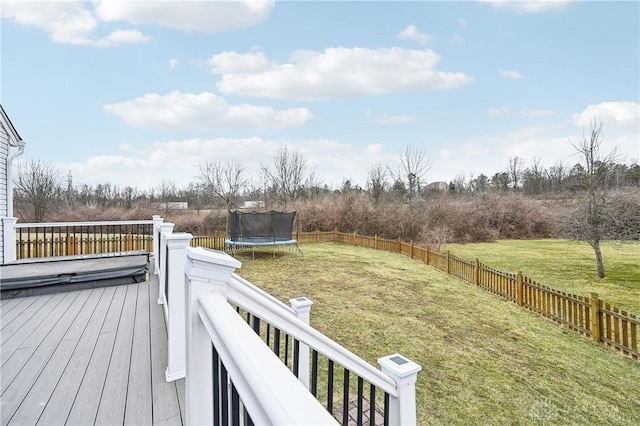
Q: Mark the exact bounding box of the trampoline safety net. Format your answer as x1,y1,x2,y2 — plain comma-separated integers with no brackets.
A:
228,211,296,243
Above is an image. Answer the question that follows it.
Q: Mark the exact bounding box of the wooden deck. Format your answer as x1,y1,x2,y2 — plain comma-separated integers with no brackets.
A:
0,273,185,425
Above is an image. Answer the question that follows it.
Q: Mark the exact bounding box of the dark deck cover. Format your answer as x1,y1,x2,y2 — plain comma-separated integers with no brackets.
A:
0,251,149,299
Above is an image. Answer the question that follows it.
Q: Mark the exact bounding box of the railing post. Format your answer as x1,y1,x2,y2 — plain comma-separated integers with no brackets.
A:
516,271,524,306
185,247,241,426
289,297,314,390
590,292,602,342
165,232,193,382
152,215,164,273
157,222,175,304
378,354,422,426
474,258,480,286
2,217,18,263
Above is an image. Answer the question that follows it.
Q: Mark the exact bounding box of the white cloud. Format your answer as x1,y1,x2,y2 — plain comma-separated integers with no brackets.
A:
103,91,313,130
215,47,474,100
169,58,180,69
365,112,418,125
572,101,640,127
521,109,554,117
499,69,524,80
2,0,273,46
488,107,510,117
95,29,149,47
397,24,431,44
94,0,274,33
459,17,467,29
479,0,574,14
1,1,97,45
208,51,271,74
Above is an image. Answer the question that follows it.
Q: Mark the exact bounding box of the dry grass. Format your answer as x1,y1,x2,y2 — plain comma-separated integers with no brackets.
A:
234,243,640,425
447,239,640,314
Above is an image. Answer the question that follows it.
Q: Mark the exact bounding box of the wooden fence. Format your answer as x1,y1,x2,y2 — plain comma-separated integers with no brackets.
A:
15,228,638,360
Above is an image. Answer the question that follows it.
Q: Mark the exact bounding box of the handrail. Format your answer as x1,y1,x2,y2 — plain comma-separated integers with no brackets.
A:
228,273,398,396
15,220,154,228
198,291,339,425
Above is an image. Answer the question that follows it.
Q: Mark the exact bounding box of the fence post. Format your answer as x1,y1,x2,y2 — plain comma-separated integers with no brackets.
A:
590,293,602,342
424,245,429,265
410,241,414,259
3,217,17,263
374,234,378,250
474,258,480,285
378,354,422,426
315,229,319,243
185,247,242,426
397,238,401,253
353,231,357,246
334,228,337,242
516,271,524,306
165,232,193,382
158,222,175,305
446,250,451,274
152,215,164,273
290,297,314,390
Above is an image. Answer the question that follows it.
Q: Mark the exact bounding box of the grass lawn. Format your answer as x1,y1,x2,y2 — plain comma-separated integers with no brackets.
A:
234,243,640,425
447,239,640,314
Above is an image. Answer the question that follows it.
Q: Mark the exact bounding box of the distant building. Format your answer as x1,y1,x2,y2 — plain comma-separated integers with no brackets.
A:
152,201,188,210
425,181,449,194
240,200,265,210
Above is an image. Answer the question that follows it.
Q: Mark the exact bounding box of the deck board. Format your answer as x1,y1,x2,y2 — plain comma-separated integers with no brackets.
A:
0,272,185,426
35,286,116,425
1,291,83,395
124,281,153,425
6,287,107,425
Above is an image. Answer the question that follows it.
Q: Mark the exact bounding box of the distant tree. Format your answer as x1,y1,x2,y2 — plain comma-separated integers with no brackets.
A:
390,145,430,203
547,161,567,192
156,179,178,212
507,156,525,191
13,159,63,222
561,120,625,278
262,146,308,209
367,162,388,205
522,157,544,195
491,172,510,192
198,160,247,210
470,174,489,193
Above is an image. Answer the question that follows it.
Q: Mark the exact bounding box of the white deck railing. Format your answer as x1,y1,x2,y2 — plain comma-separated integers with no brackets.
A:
154,220,422,425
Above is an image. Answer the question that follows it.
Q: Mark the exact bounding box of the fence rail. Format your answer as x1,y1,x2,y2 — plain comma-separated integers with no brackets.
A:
13,224,638,360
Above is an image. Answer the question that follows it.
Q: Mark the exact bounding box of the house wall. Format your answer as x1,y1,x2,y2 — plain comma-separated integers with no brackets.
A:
1,123,9,263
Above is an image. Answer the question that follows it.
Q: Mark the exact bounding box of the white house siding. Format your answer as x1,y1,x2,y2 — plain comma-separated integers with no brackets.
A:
1,124,10,263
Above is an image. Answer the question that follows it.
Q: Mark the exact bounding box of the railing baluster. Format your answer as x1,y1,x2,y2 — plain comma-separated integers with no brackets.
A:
221,361,229,426
357,376,363,425
343,369,350,425
327,359,334,414
231,382,240,426
369,384,376,426
311,350,318,397
293,339,300,378
213,344,220,424
383,393,390,426
274,328,281,357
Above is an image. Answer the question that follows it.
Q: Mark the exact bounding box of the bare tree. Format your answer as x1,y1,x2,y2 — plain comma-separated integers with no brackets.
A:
547,161,567,192
156,179,178,213
198,160,247,210
367,162,388,205
390,145,431,202
13,159,63,222
507,156,525,191
562,120,621,278
263,146,308,209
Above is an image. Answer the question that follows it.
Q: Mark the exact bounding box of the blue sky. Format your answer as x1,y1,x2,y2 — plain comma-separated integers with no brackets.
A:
2,0,639,190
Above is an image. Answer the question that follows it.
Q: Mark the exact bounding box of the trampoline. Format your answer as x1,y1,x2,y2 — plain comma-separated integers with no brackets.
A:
225,211,302,258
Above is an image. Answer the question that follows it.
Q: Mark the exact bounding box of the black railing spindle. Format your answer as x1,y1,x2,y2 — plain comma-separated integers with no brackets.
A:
343,369,350,425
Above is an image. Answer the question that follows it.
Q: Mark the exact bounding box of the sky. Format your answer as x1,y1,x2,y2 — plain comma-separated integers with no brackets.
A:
1,0,639,191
